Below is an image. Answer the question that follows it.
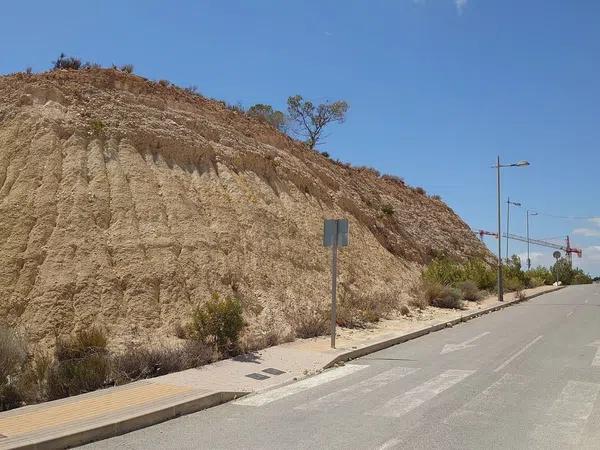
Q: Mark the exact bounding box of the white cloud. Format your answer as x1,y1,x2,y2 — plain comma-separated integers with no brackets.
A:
570,246,600,275
412,0,468,14
584,246,600,262
455,0,468,14
573,228,600,237
573,218,600,238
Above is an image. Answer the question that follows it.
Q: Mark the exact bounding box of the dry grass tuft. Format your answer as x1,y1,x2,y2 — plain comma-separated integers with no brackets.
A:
456,280,482,302
336,286,400,328
381,174,405,185
112,341,213,384
505,276,525,292
18,351,51,404
424,281,464,309
292,306,329,338
413,280,464,310
47,327,110,400
0,327,27,382
400,304,411,316
514,289,526,301
54,327,108,362
408,296,429,310
239,329,295,354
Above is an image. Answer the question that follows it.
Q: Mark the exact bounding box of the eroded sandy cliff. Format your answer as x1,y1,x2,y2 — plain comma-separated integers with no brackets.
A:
0,69,491,348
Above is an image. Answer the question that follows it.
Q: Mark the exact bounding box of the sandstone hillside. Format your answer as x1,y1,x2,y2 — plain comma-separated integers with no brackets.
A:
0,69,492,349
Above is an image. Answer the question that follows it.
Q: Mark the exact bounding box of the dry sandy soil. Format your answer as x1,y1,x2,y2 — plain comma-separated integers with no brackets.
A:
0,69,492,350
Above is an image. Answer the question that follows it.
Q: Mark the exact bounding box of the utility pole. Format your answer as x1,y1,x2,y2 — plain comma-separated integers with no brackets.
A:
492,157,529,302
497,156,503,301
506,198,521,262
506,196,510,262
526,210,538,270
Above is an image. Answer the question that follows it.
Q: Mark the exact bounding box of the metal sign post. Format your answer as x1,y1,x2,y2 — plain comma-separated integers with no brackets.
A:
323,219,349,349
553,251,561,285
331,236,338,349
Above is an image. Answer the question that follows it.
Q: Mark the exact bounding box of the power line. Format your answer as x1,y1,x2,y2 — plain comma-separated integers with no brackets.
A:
535,212,600,220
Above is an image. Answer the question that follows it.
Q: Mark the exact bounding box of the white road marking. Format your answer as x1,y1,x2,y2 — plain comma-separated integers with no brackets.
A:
585,299,589,304
531,380,600,446
586,340,600,367
375,438,402,450
494,335,543,373
295,367,419,411
233,364,368,407
445,373,528,426
367,369,475,418
440,332,490,354
566,310,574,317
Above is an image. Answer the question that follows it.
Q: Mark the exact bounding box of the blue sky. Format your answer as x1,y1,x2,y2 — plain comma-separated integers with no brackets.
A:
2,0,599,274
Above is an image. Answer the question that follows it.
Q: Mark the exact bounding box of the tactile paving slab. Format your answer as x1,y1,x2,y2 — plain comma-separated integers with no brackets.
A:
262,368,286,376
245,373,270,381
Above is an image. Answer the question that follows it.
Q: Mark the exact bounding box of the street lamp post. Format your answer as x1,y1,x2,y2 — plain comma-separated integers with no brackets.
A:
506,197,522,261
526,210,538,270
493,157,529,302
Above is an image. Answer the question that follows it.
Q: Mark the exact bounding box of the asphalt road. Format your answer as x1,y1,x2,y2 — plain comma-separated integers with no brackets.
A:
83,285,600,450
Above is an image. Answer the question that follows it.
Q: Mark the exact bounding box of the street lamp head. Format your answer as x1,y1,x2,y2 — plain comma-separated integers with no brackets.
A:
493,160,531,168
513,202,522,207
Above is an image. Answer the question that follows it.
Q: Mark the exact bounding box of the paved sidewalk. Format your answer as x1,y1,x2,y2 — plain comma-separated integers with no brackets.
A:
0,284,560,449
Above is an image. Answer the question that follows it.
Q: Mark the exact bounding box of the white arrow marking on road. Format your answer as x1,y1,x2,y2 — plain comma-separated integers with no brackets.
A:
440,332,491,355
587,341,600,367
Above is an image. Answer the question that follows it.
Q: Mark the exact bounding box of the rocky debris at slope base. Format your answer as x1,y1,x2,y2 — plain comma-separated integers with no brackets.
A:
0,69,492,349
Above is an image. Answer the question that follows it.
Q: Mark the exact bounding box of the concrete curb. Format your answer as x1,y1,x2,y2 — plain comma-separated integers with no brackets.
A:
324,286,565,369
2,391,247,450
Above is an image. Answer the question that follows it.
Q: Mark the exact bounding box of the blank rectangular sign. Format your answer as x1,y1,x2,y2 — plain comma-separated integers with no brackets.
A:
323,219,349,247
323,219,336,247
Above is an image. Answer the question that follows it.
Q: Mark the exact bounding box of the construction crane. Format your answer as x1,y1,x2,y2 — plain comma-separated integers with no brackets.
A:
474,230,583,265
504,233,582,264
476,230,499,240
